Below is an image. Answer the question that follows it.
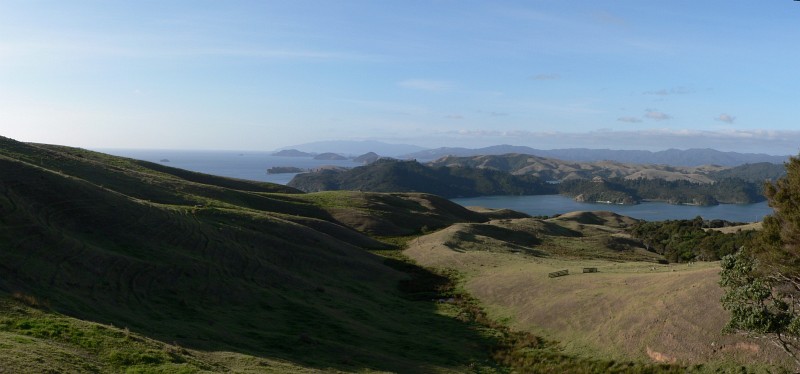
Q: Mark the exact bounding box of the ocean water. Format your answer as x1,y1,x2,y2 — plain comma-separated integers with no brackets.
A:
451,195,773,222
98,149,772,222
97,149,363,185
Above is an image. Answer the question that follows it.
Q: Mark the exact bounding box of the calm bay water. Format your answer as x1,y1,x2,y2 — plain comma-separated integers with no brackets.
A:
451,195,773,222
97,149,363,185
98,149,772,222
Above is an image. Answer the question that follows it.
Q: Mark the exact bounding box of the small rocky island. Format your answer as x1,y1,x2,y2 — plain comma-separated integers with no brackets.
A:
267,166,306,174
272,149,313,157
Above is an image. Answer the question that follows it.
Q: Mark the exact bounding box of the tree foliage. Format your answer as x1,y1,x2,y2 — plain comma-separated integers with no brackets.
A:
629,217,754,262
720,155,800,365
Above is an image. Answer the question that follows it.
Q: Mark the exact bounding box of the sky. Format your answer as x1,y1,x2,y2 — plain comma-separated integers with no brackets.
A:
1,1,799,154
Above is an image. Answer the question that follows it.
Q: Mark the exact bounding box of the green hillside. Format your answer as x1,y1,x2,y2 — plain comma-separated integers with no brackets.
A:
2,136,788,372
0,136,502,372
288,158,555,198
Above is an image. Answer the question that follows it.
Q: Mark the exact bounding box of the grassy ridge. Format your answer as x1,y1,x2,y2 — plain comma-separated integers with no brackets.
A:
0,136,501,372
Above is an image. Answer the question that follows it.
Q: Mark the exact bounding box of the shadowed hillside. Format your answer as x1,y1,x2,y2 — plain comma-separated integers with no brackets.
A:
0,136,501,372
0,136,789,372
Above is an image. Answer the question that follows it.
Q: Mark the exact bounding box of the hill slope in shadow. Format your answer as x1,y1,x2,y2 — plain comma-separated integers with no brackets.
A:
0,136,496,372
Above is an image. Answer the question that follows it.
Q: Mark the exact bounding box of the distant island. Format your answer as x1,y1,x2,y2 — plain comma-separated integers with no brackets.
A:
313,152,347,160
353,152,381,164
267,166,305,174
272,149,313,157
159,158,170,163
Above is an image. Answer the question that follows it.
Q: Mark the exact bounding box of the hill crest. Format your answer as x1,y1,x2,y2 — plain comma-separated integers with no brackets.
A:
404,145,788,167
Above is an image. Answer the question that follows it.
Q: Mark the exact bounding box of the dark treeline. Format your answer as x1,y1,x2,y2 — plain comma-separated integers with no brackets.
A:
628,217,757,262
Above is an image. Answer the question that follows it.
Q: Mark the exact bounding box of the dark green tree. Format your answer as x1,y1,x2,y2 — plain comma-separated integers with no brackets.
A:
720,155,800,365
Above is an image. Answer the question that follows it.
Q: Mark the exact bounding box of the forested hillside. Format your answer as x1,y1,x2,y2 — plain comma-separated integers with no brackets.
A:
289,158,556,198
291,157,774,205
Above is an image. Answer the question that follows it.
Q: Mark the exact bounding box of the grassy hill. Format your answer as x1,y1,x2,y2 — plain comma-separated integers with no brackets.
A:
404,211,792,371
403,146,788,167
0,136,791,372
0,136,506,373
428,154,723,183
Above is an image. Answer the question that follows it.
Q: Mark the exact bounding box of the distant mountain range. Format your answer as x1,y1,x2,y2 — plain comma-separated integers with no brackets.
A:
402,145,788,167
278,140,426,157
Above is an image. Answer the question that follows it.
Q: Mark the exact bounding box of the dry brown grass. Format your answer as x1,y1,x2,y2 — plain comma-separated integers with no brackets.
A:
707,222,763,234
624,170,715,184
549,210,641,228
404,214,792,369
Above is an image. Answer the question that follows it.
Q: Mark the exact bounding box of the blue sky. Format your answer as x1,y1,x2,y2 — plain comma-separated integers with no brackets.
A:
1,1,799,154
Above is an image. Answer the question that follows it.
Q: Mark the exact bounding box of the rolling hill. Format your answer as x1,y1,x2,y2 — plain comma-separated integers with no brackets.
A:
0,135,792,372
404,146,788,166
0,136,503,372
288,158,556,198
403,211,792,369
428,153,786,183
289,156,778,205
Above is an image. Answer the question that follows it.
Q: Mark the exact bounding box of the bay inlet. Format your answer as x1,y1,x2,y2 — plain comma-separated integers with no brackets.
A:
451,195,772,222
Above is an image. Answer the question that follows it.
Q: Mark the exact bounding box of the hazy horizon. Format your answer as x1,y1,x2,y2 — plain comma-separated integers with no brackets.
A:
2,1,799,155
90,139,793,157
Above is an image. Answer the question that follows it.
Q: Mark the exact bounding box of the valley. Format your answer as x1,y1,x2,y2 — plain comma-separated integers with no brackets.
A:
8,1,800,373
404,211,790,369
0,136,793,372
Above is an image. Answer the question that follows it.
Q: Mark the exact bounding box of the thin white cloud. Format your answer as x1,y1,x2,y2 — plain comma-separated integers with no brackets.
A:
445,114,464,120
188,47,376,61
398,79,452,91
644,110,672,121
340,99,429,116
716,113,736,124
617,116,642,123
